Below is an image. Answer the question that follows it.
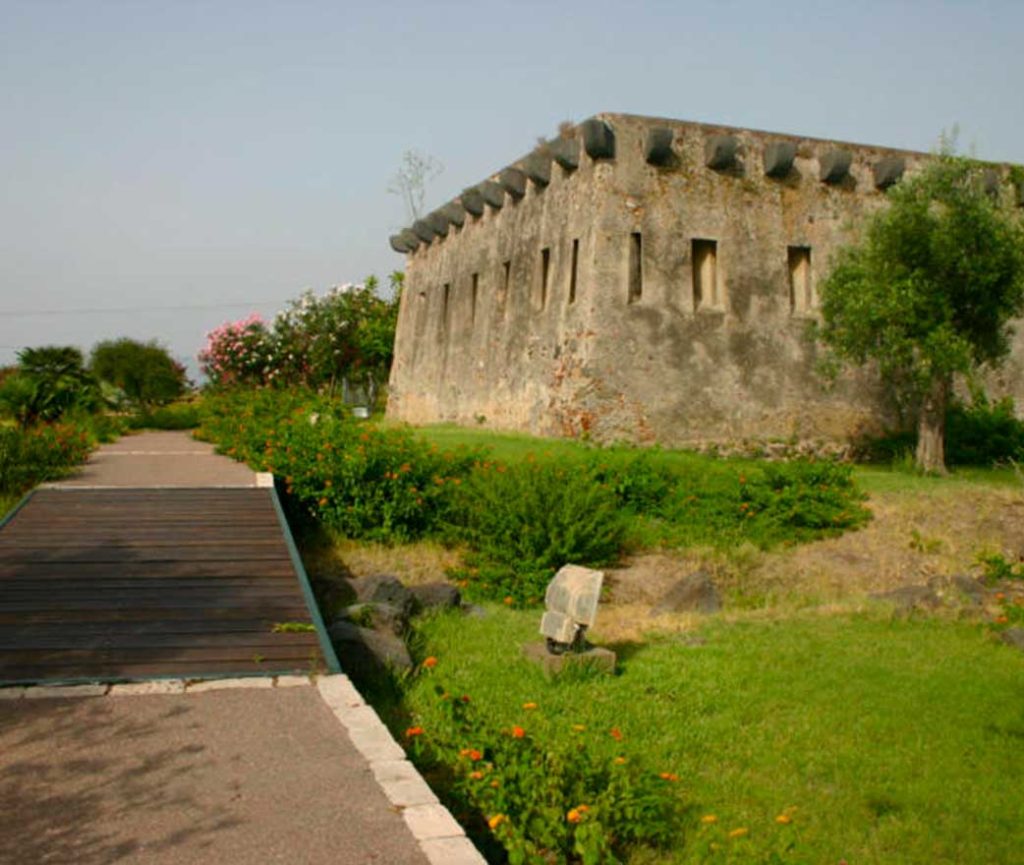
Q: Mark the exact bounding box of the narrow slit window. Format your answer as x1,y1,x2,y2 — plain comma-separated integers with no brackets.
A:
692,239,718,310
539,248,551,309
471,273,479,324
502,260,511,306
788,246,812,313
569,239,579,304
442,283,450,332
628,232,643,303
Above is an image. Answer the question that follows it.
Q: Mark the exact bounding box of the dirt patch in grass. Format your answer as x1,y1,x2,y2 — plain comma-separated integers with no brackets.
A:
306,475,1024,640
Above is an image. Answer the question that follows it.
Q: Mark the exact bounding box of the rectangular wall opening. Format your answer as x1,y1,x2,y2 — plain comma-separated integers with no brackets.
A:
692,239,718,310
539,247,551,309
569,239,579,305
788,246,812,313
501,260,511,307
441,283,450,333
628,232,643,303
471,273,479,324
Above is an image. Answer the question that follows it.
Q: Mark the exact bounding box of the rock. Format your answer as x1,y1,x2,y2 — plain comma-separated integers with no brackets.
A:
1000,628,1024,652
650,570,721,616
409,583,462,611
328,620,413,672
870,585,942,612
350,574,416,620
336,602,409,636
947,574,987,606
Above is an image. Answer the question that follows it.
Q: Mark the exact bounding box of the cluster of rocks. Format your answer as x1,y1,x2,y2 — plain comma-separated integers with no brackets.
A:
327,575,468,673
687,438,854,462
871,574,1024,653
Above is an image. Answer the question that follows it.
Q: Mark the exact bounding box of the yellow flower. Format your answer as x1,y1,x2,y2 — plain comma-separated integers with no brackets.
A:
775,814,792,825
614,756,628,765
571,724,586,732
488,814,506,830
700,814,718,824
728,827,749,839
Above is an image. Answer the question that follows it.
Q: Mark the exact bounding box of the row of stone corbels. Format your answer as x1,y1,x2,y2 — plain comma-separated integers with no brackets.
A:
390,119,1024,254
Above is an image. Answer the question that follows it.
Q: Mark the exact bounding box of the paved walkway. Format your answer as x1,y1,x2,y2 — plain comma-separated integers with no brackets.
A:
53,430,258,487
0,432,482,864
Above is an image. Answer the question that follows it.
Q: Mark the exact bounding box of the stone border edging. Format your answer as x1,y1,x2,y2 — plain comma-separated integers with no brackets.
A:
317,675,487,865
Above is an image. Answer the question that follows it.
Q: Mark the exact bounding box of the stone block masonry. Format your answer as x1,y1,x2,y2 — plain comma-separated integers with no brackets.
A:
387,113,1024,446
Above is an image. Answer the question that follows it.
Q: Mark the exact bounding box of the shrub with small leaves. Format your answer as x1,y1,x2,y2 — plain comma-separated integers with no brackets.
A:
405,684,685,865
448,459,626,605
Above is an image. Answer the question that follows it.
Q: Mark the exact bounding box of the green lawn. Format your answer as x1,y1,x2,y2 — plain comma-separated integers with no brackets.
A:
388,607,1024,865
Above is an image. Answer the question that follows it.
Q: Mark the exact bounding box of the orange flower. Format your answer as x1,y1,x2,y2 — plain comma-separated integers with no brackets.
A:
422,656,438,668
503,596,515,605
567,808,583,824
405,726,424,738
728,828,749,839
995,592,1006,601
609,727,623,741
487,814,506,830
458,748,483,761
489,779,500,788
469,771,484,780
700,814,718,824
511,726,526,739
659,772,680,782
614,756,628,765
995,615,1009,624
522,701,538,710
775,814,792,825
318,497,328,506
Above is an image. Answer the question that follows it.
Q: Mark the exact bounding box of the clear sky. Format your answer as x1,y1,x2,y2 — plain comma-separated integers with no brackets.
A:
2,0,1022,378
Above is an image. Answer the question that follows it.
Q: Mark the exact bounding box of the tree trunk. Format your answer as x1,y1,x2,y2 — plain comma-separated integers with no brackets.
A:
915,376,949,475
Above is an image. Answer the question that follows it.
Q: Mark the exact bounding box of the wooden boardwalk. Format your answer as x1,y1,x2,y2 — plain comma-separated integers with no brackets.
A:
0,487,338,684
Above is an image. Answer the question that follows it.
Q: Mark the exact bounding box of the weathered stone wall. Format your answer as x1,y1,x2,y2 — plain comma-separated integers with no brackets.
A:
387,113,1024,445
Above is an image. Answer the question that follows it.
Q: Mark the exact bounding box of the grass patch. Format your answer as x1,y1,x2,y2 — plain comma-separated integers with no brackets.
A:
392,607,1024,864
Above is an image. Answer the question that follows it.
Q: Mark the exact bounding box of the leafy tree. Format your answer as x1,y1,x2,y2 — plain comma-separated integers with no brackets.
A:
90,338,188,408
817,154,1024,473
0,346,100,426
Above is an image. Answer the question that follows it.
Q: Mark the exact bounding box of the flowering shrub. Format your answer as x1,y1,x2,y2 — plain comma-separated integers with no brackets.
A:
197,388,481,541
0,421,96,497
405,682,684,865
198,275,400,399
198,313,275,387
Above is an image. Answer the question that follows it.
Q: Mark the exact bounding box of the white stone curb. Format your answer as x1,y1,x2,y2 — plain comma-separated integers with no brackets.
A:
316,674,486,865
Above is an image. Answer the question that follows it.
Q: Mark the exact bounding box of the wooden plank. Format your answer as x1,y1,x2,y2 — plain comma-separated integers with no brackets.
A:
0,549,294,563
0,620,303,638
0,561,299,578
0,632,319,650
0,606,312,624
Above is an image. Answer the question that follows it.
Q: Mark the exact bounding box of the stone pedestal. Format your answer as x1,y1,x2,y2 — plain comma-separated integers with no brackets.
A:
522,642,616,675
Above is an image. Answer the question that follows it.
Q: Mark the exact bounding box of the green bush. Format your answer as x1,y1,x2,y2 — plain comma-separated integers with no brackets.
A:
856,395,1024,467
128,401,201,430
0,422,94,496
406,681,684,865
198,388,482,542
449,460,626,605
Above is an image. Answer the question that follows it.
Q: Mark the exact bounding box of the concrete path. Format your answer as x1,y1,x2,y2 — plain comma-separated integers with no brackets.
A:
54,430,258,488
2,431,483,864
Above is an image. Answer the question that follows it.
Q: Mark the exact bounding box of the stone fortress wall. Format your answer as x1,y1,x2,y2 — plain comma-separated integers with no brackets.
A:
386,113,1024,446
